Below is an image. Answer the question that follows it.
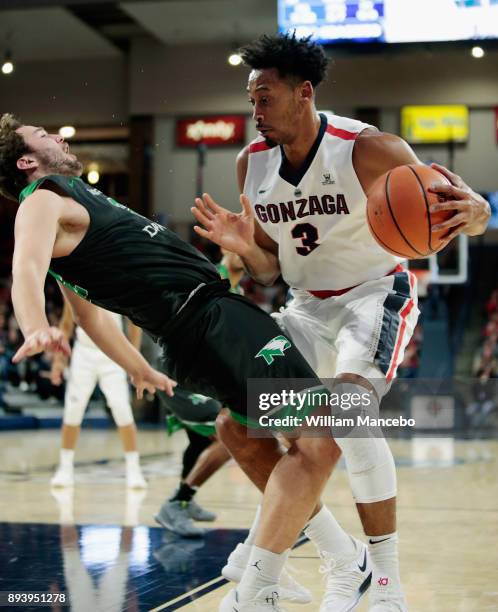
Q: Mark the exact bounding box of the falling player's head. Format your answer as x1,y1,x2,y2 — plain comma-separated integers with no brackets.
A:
241,33,328,145
0,113,83,201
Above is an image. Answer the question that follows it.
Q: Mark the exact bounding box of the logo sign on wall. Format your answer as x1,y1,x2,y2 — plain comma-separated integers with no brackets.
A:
176,115,246,147
401,105,469,144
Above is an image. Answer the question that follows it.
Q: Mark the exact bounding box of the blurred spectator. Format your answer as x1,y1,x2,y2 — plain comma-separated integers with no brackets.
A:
485,289,498,316
474,287,498,377
483,312,498,338
0,274,63,406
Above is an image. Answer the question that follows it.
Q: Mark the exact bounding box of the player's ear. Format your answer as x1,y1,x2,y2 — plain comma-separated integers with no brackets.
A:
300,80,314,102
17,155,38,171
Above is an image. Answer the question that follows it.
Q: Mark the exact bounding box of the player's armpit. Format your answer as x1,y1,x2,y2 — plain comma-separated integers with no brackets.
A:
353,130,421,196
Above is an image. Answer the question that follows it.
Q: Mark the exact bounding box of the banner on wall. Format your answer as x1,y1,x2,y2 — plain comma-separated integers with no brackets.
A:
495,108,498,143
176,115,246,147
401,105,469,144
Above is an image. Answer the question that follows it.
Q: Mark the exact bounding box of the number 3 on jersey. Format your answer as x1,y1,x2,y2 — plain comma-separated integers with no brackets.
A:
291,223,320,256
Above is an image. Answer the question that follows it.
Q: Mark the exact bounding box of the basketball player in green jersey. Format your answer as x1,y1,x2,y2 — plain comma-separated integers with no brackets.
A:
154,249,244,537
1,114,342,611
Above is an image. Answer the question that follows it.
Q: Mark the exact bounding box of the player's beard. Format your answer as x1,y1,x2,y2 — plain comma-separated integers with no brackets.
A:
263,134,277,147
37,150,84,177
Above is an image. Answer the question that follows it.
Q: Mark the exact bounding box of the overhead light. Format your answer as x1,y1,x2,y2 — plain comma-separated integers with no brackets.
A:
87,169,100,185
1,50,14,75
59,126,76,139
87,163,100,185
228,52,242,67
471,46,484,58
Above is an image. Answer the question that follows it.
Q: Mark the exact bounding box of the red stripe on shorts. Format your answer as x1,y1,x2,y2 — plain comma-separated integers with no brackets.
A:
386,272,416,382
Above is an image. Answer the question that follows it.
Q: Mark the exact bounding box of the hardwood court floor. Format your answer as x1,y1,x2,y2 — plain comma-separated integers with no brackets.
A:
0,429,497,611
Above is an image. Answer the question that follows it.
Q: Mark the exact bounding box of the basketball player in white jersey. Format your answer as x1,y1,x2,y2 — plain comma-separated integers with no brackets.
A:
50,302,147,489
192,33,490,612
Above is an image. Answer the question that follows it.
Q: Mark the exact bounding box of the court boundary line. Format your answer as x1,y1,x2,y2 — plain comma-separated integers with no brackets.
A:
149,534,309,611
148,576,228,612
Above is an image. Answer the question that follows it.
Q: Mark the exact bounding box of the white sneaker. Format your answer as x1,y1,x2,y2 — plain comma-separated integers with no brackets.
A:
222,542,252,582
50,466,74,488
319,537,372,611
126,469,147,489
222,543,312,604
219,586,286,611
369,575,407,611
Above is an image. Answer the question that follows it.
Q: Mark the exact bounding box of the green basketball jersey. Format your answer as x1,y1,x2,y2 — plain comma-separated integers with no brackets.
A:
19,175,220,337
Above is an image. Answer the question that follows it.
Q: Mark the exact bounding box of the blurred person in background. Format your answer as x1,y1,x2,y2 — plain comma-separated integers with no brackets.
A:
50,301,147,489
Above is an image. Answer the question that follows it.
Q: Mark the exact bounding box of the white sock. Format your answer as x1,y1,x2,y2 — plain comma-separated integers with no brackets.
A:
304,505,356,557
368,532,402,589
237,545,289,602
125,451,140,471
60,449,74,470
244,504,261,546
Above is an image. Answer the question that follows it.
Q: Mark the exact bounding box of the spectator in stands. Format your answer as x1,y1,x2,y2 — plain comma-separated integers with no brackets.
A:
485,289,498,316
483,312,498,338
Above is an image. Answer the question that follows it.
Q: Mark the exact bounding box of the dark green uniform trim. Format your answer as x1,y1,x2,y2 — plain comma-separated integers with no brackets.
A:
165,414,216,437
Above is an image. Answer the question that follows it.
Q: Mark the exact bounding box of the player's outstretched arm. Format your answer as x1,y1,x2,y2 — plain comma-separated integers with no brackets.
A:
192,193,281,286
50,301,75,385
61,288,176,399
11,189,71,363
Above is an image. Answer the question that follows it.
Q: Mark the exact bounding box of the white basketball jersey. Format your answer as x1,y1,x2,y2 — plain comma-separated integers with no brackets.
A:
244,113,404,291
76,310,123,349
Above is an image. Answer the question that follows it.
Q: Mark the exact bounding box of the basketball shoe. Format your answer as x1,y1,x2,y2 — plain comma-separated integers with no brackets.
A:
154,500,205,537
222,543,312,604
319,537,372,611
219,586,286,611
51,465,74,487
126,467,147,489
369,574,407,611
188,498,216,522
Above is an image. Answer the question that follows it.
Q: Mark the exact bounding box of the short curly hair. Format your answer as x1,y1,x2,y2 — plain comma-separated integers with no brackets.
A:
0,113,30,201
240,32,328,88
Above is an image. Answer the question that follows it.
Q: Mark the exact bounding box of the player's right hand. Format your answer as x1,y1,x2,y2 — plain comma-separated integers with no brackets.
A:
12,327,72,364
191,193,256,255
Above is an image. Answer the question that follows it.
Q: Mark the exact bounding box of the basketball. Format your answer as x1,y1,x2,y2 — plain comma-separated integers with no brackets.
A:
367,164,454,259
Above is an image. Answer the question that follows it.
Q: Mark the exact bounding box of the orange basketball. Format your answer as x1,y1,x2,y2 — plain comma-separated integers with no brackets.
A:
367,164,454,259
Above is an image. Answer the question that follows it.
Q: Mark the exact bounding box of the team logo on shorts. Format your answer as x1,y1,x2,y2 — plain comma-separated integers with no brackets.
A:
255,335,292,365
190,393,210,405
